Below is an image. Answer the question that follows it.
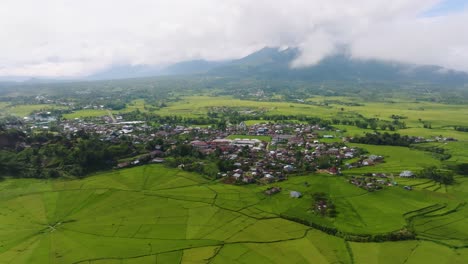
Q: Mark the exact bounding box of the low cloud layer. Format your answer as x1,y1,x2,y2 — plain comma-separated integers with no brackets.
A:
0,0,467,77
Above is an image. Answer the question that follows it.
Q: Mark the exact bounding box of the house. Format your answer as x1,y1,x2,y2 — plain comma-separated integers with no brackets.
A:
232,139,260,147
117,162,130,168
211,138,232,146
272,135,293,144
238,122,247,131
399,170,414,178
265,186,281,195
242,176,255,183
283,165,294,172
190,140,209,149
290,191,302,198
257,127,268,135
328,167,338,175
288,137,304,146
368,155,380,161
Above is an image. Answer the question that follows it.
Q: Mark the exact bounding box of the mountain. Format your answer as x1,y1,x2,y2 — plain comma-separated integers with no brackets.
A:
87,60,228,80
207,47,468,85
87,64,164,80
2,47,467,85
0,76,31,82
161,60,228,75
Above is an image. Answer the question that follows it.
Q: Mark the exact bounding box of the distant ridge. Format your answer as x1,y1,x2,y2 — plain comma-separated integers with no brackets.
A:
86,60,228,80
2,47,468,85
207,47,468,85
88,46,468,85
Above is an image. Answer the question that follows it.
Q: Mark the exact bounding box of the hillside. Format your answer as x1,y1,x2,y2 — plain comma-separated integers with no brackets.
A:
209,47,468,85
0,47,454,87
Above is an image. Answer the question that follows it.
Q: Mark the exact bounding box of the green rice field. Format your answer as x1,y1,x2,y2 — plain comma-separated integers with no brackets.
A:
0,164,467,263
4,104,66,117
153,95,468,129
63,99,147,119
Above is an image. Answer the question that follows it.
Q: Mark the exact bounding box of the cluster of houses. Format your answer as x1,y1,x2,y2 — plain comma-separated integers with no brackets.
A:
190,138,265,155
348,175,390,191
427,136,457,142
344,154,385,169
264,186,282,195
18,113,390,184
348,170,417,191
58,119,151,143
7,108,427,188
412,136,458,143
231,122,329,139
23,111,58,129
187,133,370,184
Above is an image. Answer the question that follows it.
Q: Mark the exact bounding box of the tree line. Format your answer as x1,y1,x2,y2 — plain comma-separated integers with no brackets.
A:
350,132,416,147
0,127,136,179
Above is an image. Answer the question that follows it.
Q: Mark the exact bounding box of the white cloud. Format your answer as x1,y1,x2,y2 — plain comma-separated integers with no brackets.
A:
350,11,468,70
0,0,466,77
290,31,337,67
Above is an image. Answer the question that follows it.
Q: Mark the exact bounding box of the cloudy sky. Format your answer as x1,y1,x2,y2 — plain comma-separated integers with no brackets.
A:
0,0,467,77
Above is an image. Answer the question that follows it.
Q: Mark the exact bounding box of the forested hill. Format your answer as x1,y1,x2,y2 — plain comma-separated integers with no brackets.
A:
208,47,468,85
1,47,468,103
79,46,468,87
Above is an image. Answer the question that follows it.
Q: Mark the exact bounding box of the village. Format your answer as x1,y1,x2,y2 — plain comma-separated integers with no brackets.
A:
4,107,452,188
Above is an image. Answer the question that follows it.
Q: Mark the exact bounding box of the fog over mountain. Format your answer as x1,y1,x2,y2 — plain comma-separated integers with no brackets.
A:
1,0,468,79
2,46,468,87
83,47,468,86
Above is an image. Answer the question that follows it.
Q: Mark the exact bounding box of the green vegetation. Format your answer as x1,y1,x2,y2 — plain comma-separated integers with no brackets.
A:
152,95,468,130
350,241,468,264
6,104,66,117
1,78,468,263
0,165,350,263
63,109,109,119
0,164,467,263
346,143,441,174
63,99,148,119
0,129,137,178
417,166,454,184
350,132,418,147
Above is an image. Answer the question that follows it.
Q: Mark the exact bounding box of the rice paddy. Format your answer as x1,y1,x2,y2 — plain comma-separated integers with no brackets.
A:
1,164,467,263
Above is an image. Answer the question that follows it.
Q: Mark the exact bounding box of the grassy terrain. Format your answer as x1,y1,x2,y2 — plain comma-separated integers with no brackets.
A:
62,109,109,119
418,141,468,164
0,165,348,263
249,174,458,234
346,143,442,174
4,104,66,117
0,102,9,110
1,164,467,263
155,95,341,118
63,99,148,119
156,95,468,129
307,96,468,128
2,94,468,263
350,240,468,264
